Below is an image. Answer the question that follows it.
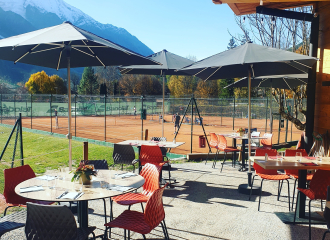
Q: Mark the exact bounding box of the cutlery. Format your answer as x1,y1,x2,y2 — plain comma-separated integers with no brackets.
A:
74,192,84,200
56,191,68,199
20,185,42,189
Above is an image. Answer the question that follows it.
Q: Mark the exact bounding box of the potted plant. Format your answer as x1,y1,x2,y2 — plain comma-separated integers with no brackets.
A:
236,128,245,136
71,160,97,185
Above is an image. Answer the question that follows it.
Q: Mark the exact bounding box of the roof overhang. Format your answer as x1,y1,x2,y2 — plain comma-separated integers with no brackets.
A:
212,0,317,15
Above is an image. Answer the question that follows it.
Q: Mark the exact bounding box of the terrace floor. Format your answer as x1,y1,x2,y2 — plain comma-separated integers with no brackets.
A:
2,161,328,240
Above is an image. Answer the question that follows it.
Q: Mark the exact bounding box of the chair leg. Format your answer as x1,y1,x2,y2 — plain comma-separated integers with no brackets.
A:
161,220,169,240
212,150,219,168
258,179,264,211
110,199,113,221
141,202,144,212
294,191,300,223
142,234,147,240
322,230,330,240
309,199,312,240
163,220,170,240
128,230,131,240
286,179,291,211
278,180,283,201
291,178,297,211
124,229,126,240
102,198,107,224
249,175,256,201
321,199,324,211
220,152,227,173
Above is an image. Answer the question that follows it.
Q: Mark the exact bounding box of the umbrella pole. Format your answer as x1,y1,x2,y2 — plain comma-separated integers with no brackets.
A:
67,48,72,171
162,73,165,138
248,69,252,185
270,80,273,133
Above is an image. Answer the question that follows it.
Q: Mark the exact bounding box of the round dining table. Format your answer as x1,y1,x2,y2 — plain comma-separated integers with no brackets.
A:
15,170,145,228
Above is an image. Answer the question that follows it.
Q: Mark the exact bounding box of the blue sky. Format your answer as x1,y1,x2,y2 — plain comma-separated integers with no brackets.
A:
65,0,242,60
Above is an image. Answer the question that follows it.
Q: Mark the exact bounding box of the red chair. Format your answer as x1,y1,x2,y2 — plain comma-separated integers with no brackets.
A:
294,170,330,240
205,133,219,165
218,135,240,171
3,165,52,215
105,184,169,240
110,163,162,220
139,145,168,170
249,149,291,211
284,149,313,210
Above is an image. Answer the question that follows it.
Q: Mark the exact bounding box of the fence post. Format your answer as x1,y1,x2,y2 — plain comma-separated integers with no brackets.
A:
118,97,120,117
50,94,52,133
104,95,106,142
0,93,2,124
141,95,144,140
83,142,88,160
75,94,77,137
265,96,268,133
31,94,32,129
14,94,16,120
19,113,24,166
191,96,194,154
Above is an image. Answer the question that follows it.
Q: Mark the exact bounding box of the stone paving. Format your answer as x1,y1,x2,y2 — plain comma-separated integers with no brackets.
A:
2,161,329,239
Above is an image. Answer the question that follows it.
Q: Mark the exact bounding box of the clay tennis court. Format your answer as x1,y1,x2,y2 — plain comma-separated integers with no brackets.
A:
14,114,302,155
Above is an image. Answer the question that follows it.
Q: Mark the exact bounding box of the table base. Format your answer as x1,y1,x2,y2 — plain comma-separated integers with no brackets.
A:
238,183,261,195
274,211,326,224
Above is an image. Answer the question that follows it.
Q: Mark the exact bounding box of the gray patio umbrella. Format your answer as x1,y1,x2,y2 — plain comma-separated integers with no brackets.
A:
180,42,317,188
224,74,308,133
0,21,160,170
120,49,194,137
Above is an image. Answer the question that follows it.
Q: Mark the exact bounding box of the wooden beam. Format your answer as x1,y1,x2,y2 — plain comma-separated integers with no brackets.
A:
256,6,314,21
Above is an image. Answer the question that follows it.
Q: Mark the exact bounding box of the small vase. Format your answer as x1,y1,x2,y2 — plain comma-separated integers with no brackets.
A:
80,173,91,185
240,132,244,137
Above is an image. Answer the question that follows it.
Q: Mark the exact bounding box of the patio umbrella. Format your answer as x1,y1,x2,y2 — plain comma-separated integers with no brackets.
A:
0,21,160,170
180,42,317,188
120,49,194,137
224,74,308,132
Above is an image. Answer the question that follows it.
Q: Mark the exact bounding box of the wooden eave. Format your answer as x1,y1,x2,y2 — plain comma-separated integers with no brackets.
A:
212,0,318,15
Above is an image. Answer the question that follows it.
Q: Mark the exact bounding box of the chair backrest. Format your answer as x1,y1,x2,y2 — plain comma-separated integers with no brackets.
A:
209,133,218,148
4,165,36,205
254,149,278,175
261,133,272,148
140,163,162,196
284,149,308,157
113,144,136,165
140,145,163,166
144,185,166,229
84,160,108,169
25,203,78,240
309,170,330,200
251,131,260,145
284,149,308,176
217,135,227,150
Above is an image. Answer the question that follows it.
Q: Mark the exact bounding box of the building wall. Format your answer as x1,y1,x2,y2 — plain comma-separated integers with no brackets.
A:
314,2,330,134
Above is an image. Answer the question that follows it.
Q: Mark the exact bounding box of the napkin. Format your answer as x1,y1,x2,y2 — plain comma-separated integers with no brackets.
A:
158,144,165,147
60,192,84,199
268,156,277,160
300,162,318,166
107,185,133,192
36,175,56,181
115,172,137,179
304,157,317,160
129,143,138,146
20,185,44,193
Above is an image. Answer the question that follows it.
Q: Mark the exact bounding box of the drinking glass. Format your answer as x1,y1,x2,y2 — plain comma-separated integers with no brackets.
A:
296,152,302,162
317,152,323,162
277,152,284,161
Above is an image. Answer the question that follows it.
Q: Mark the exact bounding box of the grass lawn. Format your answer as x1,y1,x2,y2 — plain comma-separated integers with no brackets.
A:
0,125,117,194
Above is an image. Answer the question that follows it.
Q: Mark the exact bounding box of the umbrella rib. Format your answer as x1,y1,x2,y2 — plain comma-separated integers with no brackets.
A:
283,78,293,90
120,68,133,74
284,62,308,74
14,44,40,63
292,60,312,69
81,40,105,67
194,67,208,77
205,66,222,81
72,47,95,57
258,78,268,88
30,46,62,54
57,49,63,70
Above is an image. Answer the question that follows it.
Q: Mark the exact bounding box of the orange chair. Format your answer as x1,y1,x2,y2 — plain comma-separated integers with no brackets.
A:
294,170,330,240
218,135,240,171
3,165,52,216
110,163,162,220
249,149,291,211
105,184,169,240
284,149,313,210
139,145,168,171
205,133,219,165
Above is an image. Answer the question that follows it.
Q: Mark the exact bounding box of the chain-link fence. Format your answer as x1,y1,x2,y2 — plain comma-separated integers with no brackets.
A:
0,94,305,154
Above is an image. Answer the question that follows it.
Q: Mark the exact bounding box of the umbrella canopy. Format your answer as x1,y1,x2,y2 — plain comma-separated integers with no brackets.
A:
180,42,316,80
224,74,308,90
0,21,160,170
179,42,317,186
0,21,159,68
119,49,194,137
120,49,193,75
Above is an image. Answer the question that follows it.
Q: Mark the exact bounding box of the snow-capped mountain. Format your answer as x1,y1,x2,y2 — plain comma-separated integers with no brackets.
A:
0,0,153,82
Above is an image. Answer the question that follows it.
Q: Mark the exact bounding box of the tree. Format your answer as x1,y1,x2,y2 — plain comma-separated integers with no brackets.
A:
168,75,198,97
50,75,67,94
25,71,66,94
95,66,121,95
227,37,237,50
71,73,80,93
194,80,218,98
78,67,99,95
231,7,312,130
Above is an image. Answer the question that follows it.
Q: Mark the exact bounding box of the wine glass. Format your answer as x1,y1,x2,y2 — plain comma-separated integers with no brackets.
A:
296,152,302,162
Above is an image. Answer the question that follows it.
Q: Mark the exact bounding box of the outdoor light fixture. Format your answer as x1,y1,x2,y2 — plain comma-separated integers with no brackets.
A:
243,16,246,23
